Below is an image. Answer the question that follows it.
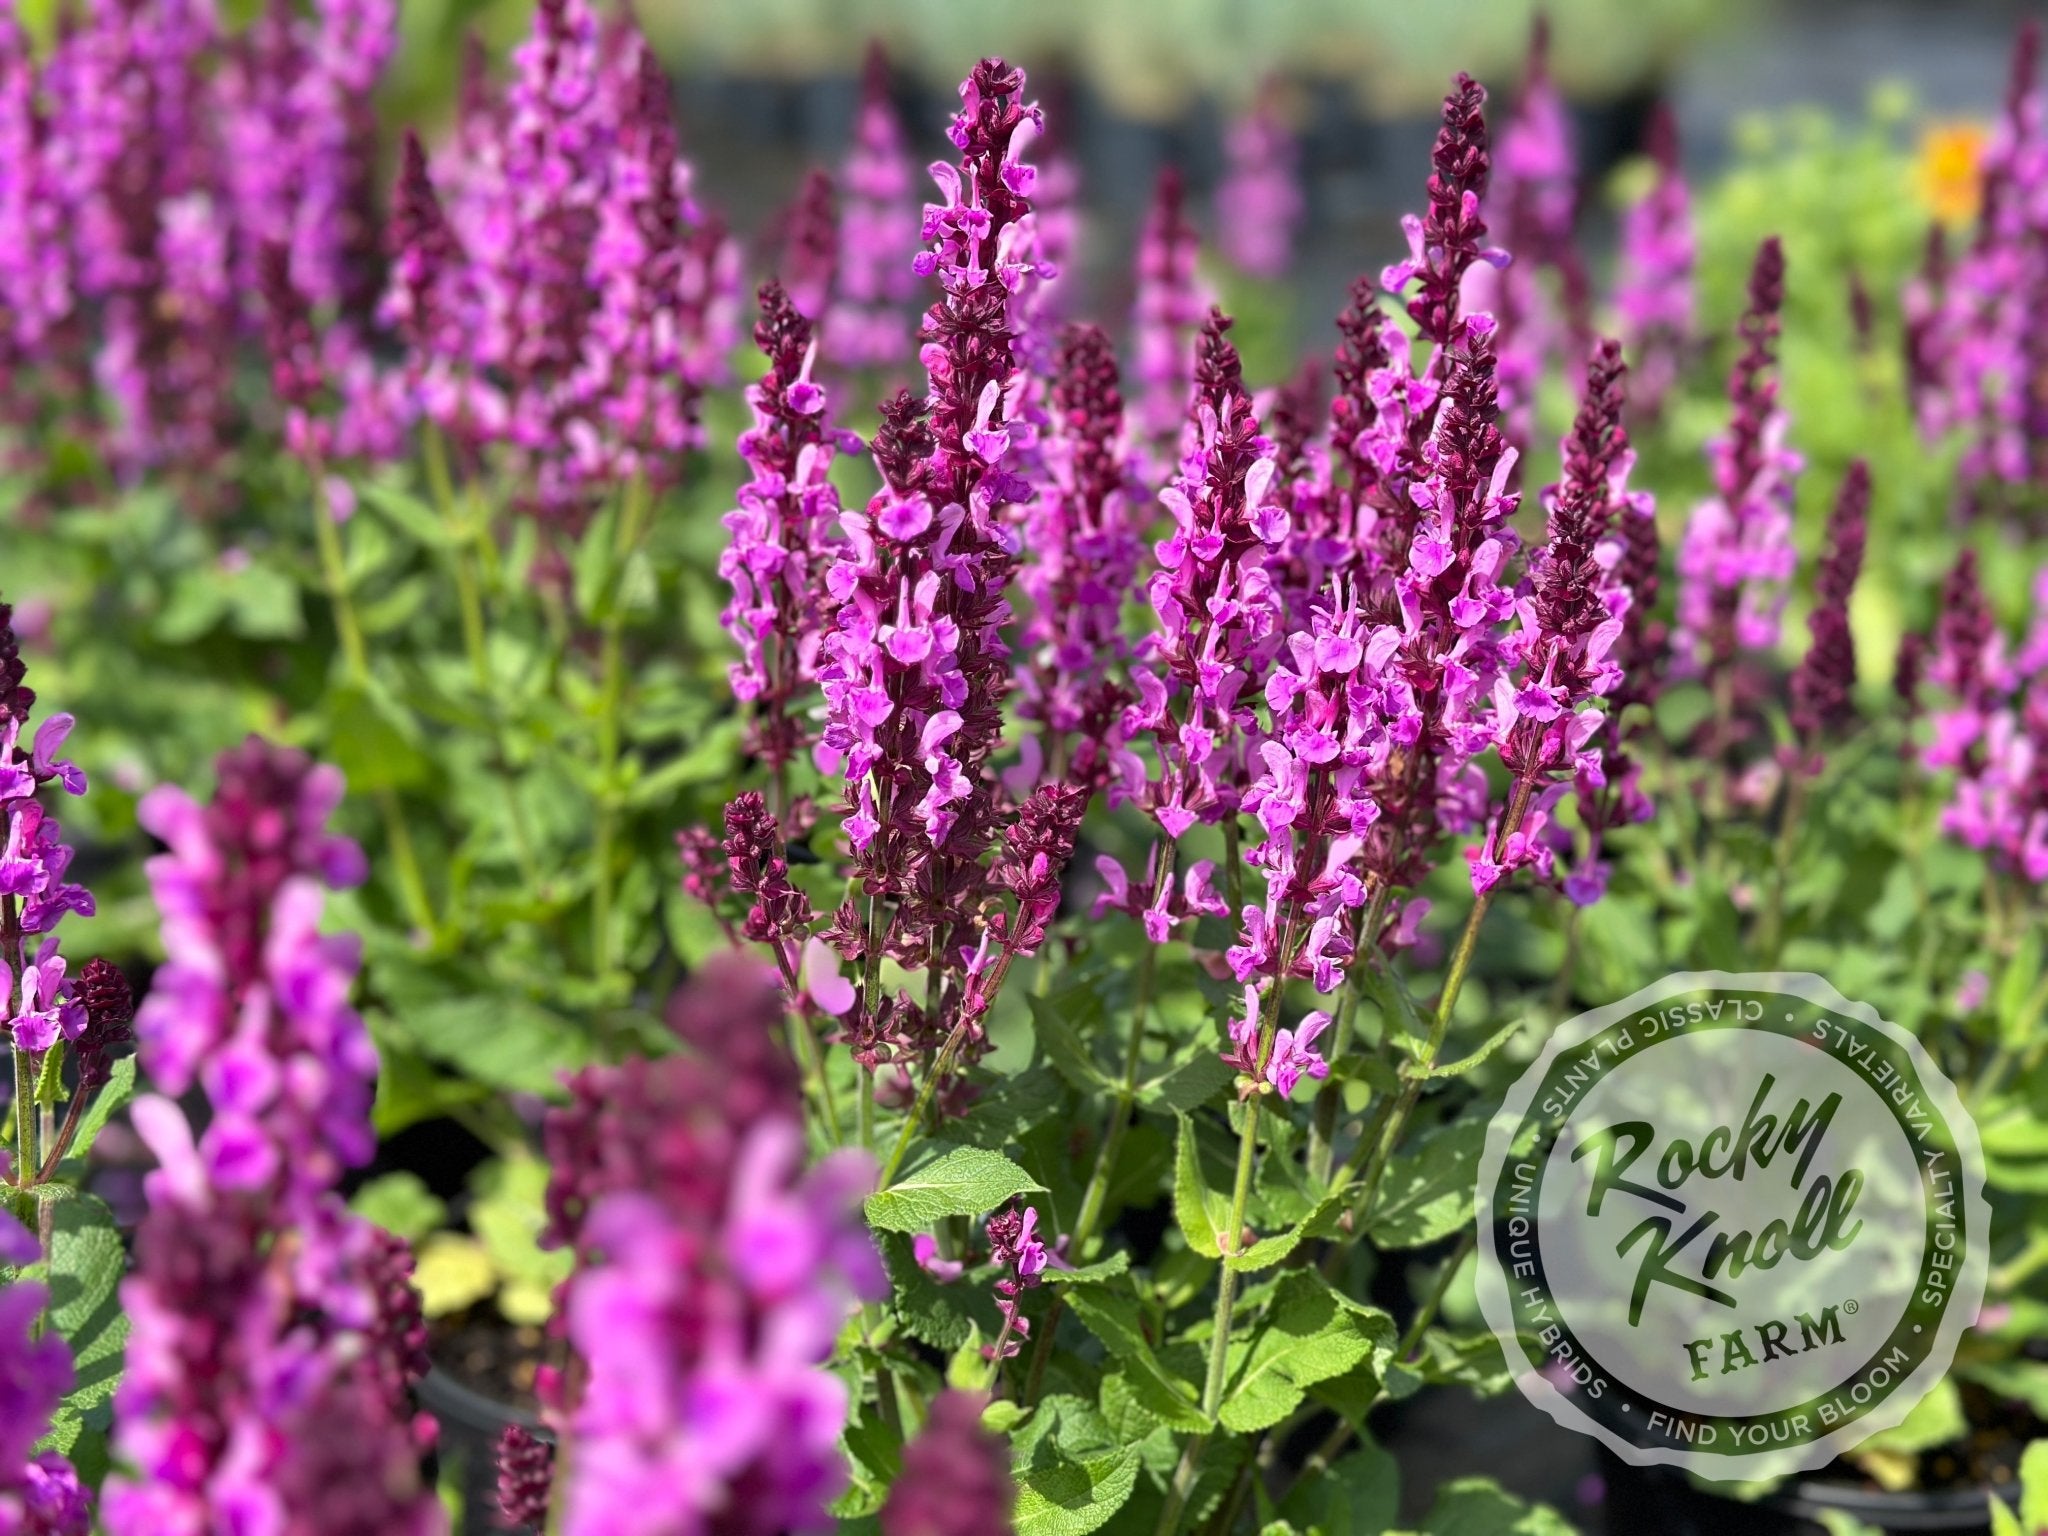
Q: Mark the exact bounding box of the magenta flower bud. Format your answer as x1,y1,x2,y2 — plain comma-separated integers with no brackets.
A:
495,1426,555,1531
1788,460,1872,764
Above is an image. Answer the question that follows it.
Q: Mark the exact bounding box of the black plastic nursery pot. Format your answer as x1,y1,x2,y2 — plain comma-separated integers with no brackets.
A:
1598,1448,2015,1535
418,1363,549,1536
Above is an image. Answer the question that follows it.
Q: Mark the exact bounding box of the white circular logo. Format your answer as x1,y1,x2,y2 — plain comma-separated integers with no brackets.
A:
1475,972,1989,1479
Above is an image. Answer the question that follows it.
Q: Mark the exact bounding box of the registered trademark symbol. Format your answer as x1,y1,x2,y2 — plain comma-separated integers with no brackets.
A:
1842,1298,1859,1314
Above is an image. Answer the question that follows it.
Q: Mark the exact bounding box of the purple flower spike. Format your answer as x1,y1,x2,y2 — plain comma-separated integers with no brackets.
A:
1464,18,1590,449
1383,74,1505,355
111,738,437,1531
828,42,918,368
1674,237,1798,684
495,1426,555,1531
1614,104,1695,421
1016,324,1144,785
721,282,855,774
880,1392,1016,1536
549,959,881,1536
133,737,375,1208
776,168,840,321
1787,461,1872,768
1217,84,1304,280
1474,339,1644,900
1130,167,1211,471
1110,312,1285,863
813,60,1056,1086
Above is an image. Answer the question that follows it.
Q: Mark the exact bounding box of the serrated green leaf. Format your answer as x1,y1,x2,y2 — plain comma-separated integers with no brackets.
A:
878,1232,996,1350
45,1195,127,1428
1367,1117,1485,1249
1218,1272,1394,1434
1043,1251,1131,1287
1063,1287,1208,1432
1013,1447,1140,1536
1278,1434,1399,1536
415,1234,499,1318
1172,1114,1226,1260
864,1146,1043,1232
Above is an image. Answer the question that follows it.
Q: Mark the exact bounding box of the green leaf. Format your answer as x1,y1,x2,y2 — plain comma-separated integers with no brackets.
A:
863,1146,1044,1233
877,1232,996,1350
1172,1114,1227,1260
1063,1286,1208,1432
1853,1377,1964,1456
2018,1439,2048,1533
1409,1476,1576,1535
1367,1117,1486,1249
1013,1447,1141,1536
1138,1052,1234,1113
1412,1016,1527,1080
1278,1435,1399,1536
63,1058,134,1169
1359,964,1429,1057
1028,992,1113,1092
359,483,454,548
1998,931,2047,1047
397,996,592,1096
1988,1491,2022,1536
1043,1251,1131,1287
350,1171,448,1245
44,1195,128,1432
469,1155,573,1321
325,681,432,793
33,1041,64,1105
414,1233,499,1318
1218,1271,1395,1434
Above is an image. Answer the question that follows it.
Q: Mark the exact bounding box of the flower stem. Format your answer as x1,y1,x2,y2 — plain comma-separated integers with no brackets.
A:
1069,939,1160,1254
1758,770,1807,968
307,459,438,939
1348,781,1530,1221
1308,884,1393,1186
878,1023,967,1189
422,426,542,890
591,474,655,981
1158,955,1291,1536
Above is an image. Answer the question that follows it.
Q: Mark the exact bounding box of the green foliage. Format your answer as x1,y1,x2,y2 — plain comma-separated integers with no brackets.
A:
865,1146,1045,1232
38,1196,128,1463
